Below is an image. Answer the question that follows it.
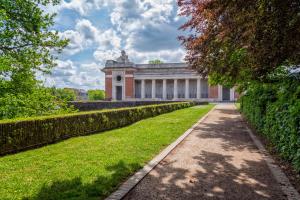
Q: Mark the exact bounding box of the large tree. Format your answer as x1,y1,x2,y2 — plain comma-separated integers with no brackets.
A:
0,0,70,119
0,0,68,95
178,0,300,85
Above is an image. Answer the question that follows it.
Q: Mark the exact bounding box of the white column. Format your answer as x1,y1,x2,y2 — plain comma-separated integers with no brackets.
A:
162,79,167,100
173,79,178,99
230,88,235,101
197,78,201,99
141,79,145,99
152,79,156,99
218,85,222,101
122,72,126,100
185,79,189,99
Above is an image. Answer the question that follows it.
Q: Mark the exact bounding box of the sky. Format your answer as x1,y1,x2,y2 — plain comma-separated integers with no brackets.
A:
43,0,187,90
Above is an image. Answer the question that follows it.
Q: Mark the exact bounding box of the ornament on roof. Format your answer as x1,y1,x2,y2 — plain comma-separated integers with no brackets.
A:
116,50,131,63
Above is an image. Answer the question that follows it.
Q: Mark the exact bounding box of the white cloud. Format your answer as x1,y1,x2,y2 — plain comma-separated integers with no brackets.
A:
59,19,121,55
127,48,185,64
44,60,104,90
61,0,94,16
45,0,187,90
93,49,120,65
58,30,85,55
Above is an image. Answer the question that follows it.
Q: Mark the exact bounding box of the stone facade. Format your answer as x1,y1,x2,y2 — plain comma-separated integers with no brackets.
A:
102,51,238,101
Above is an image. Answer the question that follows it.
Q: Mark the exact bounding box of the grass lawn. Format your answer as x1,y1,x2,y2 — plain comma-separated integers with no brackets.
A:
0,105,213,200
235,102,241,110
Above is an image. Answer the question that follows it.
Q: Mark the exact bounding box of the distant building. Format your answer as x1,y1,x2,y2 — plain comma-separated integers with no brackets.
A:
102,51,238,101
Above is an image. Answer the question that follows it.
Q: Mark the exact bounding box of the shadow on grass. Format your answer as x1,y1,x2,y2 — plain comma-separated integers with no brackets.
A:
23,161,141,200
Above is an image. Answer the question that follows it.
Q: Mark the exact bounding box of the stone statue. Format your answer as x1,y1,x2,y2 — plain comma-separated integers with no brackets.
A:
116,50,131,63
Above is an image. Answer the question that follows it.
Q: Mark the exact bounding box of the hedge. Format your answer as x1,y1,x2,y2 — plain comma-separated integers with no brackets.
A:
240,78,300,171
0,102,195,155
68,100,184,111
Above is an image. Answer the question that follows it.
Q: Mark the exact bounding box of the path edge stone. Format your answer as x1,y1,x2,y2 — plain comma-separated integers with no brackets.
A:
105,105,216,200
237,105,300,200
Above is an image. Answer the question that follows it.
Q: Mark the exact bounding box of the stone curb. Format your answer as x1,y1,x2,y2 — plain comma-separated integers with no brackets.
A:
105,105,216,200
245,126,300,200
236,105,300,200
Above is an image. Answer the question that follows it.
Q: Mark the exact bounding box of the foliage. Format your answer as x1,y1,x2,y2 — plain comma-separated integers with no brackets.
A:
0,102,195,155
51,88,77,101
0,0,69,119
240,72,300,171
0,105,213,200
88,89,105,101
149,59,164,64
0,88,74,120
178,0,300,84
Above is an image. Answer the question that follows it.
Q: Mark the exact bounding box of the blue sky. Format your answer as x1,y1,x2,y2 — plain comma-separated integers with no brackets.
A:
43,0,187,90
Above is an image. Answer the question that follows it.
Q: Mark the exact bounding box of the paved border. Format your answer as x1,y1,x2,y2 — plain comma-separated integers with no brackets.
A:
105,106,216,200
245,125,300,200
236,105,300,200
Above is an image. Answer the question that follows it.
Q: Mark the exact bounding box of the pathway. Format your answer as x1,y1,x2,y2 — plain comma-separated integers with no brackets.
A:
123,104,297,200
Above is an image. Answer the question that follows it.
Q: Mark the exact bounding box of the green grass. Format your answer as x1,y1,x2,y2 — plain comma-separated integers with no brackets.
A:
0,105,213,200
235,102,240,110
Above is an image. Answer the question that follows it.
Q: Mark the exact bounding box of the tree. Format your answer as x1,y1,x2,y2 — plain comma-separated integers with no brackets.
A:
0,0,68,95
178,0,300,86
52,88,77,101
88,90,105,101
0,0,70,119
149,59,164,64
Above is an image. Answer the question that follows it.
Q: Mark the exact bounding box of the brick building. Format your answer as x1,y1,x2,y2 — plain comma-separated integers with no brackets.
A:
102,51,238,101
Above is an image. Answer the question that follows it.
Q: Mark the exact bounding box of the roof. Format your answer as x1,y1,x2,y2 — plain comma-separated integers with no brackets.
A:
103,60,189,70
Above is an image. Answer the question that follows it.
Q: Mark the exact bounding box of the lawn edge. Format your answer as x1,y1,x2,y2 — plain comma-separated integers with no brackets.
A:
105,105,216,200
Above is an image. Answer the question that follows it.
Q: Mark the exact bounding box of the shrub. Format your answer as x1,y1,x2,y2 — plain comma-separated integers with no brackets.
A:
0,102,195,155
0,89,75,120
240,76,300,171
51,88,77,101
88,90,105,100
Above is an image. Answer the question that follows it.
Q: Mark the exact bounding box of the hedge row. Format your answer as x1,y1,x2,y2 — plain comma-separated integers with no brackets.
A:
68,100,184,111
0,102,195,155
240,78,300,171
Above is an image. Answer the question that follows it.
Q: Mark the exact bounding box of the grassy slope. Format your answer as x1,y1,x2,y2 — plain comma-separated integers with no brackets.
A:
0,105,213,200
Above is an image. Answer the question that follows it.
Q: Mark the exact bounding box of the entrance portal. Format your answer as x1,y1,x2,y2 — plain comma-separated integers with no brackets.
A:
116,86,122,100
222,87,230,101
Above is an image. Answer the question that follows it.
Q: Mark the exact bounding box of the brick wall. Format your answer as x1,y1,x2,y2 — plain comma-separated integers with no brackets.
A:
105,77,112,100
125,77,134,98
209,86,219,99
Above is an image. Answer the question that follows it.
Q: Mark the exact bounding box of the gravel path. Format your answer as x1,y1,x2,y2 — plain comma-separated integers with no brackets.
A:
123,104,288,200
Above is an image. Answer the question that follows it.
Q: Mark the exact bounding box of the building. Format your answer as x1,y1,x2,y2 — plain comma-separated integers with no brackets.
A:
102,51,238,101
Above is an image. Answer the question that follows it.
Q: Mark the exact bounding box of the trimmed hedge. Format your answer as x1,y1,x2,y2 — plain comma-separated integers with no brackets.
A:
0,102,195,155
68,100,185,111
240,78,300,171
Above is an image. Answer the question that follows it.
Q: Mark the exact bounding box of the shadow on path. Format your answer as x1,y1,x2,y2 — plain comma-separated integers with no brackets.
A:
124,105,286,200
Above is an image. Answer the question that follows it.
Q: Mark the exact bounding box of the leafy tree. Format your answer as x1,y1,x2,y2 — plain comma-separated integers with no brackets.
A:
88,90,105,101
0,88,75,119
178,0,300,85
0,0,68,95
51,88,77,101
0,0,70,119
149,59,164,64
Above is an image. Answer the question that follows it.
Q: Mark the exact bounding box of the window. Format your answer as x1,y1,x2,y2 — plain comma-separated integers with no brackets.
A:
116,75,122,82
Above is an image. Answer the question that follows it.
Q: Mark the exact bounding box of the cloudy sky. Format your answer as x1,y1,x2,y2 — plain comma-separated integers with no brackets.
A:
43,0,187,90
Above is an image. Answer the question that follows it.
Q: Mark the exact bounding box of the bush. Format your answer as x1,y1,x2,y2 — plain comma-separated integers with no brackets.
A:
0,102,195,155
88,90,105,100
51,88,77,101
240,77,300,171
0,89,75,120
